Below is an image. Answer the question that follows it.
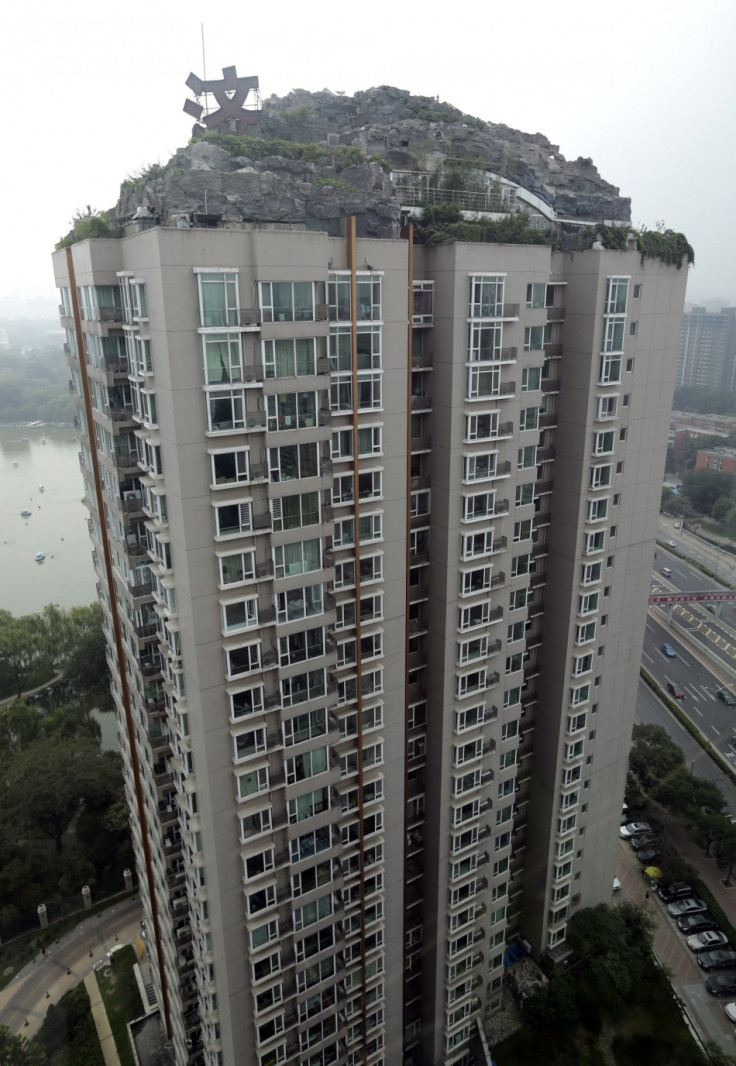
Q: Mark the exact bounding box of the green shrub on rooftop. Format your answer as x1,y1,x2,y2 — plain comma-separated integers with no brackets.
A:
414,203,551,247
196,132,365,171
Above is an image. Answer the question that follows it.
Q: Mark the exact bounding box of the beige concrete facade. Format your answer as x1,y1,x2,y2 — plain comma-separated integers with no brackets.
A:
53,226,687,1066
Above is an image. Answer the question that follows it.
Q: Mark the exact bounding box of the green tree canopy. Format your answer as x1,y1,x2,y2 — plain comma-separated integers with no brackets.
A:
1,738,120,852
629,723,685,790
0,1026,46,1066
681,468,735,517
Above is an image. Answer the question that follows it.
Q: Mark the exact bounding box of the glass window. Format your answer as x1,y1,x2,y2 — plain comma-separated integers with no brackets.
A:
273,539,321,579
470,275,504,318
259,281,315,323
262,338,317,378
266,392,318,431
269,443,318,482
198,272,239,327
604,277,629,315
203,334,243,384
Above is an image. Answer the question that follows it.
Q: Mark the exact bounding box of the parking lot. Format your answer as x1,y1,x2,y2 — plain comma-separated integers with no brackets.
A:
616,832,736,1054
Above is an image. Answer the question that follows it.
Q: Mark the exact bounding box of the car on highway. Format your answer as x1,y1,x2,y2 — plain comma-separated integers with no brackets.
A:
706,973,736,997
659,881,694,902
677,912,719,934
698,949,736,971
667,897,708,918
620,821,651,839
667,681,685,700
724,1002,736,1022
661,642,677,657
717,689,736,706
687,930,730,952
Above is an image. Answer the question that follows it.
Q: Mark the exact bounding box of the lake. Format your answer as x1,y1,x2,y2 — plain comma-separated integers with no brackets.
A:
0,425,118,748
0,425,97,616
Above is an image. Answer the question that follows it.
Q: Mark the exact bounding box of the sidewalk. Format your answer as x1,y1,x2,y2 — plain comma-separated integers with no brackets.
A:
85,970,121,1066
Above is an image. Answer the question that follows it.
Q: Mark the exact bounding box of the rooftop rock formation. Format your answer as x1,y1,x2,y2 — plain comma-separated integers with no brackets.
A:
110,84,629,240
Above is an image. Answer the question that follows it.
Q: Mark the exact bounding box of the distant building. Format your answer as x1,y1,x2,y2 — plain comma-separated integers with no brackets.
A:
695,448,736,474
677,307,736,391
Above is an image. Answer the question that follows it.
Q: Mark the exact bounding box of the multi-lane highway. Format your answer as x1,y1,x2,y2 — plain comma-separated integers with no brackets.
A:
639,541,736,807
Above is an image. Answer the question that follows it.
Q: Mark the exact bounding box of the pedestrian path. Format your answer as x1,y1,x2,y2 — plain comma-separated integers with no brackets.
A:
85,970,121,1066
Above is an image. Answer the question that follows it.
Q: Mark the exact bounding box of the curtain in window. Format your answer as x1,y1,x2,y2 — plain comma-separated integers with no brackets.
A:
293,282,313,321
296,339,315,375
201,279,227,326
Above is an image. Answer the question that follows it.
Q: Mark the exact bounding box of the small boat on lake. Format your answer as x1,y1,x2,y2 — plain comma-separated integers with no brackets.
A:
20,509,32,517
39,485,45,492
35,551,45,563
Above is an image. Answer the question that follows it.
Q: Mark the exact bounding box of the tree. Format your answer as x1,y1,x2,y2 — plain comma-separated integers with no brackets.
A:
0,612,48,698
681,468,735,517
712,824,736,883
629,723,685,790
0,1027,46,1066
655,767,726,819
1,738,119,851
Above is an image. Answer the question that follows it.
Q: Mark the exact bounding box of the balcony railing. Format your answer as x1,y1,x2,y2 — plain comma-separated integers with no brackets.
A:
546,307,566,323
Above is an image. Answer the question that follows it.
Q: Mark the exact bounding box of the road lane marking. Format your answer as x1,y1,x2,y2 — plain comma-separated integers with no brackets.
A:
643,652,654,664
691,705,703,717
686,687,700,702
711,725,721,735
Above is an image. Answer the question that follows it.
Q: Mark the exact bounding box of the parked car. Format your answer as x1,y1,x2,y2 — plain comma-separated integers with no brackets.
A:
667,539,677,547
706,973,736,997
717,689,736,706
638,846,663,864
667,681,686,700
698,949,736,971
630,833,661,850
659,881,694,903
678,913,720,934
620,821,651,839
668,897,708,918
661,642,677,657
687,930,730,952
724,1002,736,1022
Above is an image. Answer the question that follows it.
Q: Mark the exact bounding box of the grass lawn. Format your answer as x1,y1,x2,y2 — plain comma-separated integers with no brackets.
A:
95,945,144,1066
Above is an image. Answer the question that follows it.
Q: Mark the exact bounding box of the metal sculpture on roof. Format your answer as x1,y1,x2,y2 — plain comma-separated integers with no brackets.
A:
184,66,261,137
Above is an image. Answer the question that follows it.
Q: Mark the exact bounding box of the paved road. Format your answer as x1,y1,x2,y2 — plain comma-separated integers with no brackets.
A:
0,895,142,1038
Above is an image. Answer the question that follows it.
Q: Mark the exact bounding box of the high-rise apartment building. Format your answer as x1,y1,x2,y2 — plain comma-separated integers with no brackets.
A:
677,305,736,391
53,212,687,1066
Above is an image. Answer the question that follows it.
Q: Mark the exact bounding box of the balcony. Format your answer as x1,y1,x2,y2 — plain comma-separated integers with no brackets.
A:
539,412,557,429
410,436,432,453
546,307,566,323
541,378,560,394
543,342,564,357
493,499,510,516
410,393,432,412
537,446,556,463
242,365,265,383
411,352,433,369
490,461,511,480
490,572,506,590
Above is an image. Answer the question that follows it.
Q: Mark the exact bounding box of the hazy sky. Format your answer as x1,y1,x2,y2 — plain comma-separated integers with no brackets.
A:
2,0,734,309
